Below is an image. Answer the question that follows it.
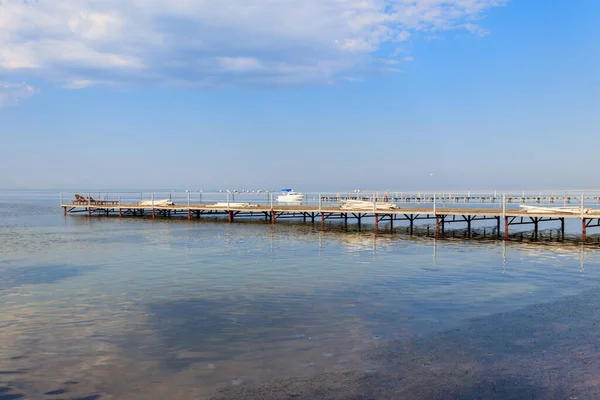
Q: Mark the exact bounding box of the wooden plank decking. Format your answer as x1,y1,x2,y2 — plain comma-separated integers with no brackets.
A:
61,202,600,218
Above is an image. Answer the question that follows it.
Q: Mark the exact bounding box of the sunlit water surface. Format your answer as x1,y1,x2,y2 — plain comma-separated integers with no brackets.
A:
1,190,599,399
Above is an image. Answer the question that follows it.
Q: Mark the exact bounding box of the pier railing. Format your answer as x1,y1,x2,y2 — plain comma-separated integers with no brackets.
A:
59,191,600,212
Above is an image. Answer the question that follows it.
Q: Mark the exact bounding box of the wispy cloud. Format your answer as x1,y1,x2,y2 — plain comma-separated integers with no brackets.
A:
377,58,402,65
380,67,403,73
0,0,508,96
341,76,365,83
0,82,38,106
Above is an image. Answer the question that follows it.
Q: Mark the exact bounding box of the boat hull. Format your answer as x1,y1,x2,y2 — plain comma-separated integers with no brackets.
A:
277,194,304,203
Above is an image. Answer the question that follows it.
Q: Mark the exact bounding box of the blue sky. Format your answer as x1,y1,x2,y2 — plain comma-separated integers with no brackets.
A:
0,0,598,191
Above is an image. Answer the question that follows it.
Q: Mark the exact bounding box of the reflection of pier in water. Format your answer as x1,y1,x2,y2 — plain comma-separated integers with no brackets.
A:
336,234,594,273
262,230,596,273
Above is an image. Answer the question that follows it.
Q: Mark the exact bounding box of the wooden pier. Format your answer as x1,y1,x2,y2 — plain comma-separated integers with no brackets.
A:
61,191,600,241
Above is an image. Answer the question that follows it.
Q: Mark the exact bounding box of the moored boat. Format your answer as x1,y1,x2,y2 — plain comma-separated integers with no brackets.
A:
277,189,303,203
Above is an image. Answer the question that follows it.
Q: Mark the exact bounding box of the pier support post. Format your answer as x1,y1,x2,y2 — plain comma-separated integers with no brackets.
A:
188,192,191,220
582,218,587,241
435,216,440,237
390,215,394,232
496,217,501,238
271,212,275,224
318,193,322,215
344,213,348,231
409,216,414,235
560,218,565,240
63,207,67,216
119,208,122,217
228,211,234,223
375,214,379,234
502,194,507,239
321,213,325,230
466,216,471,237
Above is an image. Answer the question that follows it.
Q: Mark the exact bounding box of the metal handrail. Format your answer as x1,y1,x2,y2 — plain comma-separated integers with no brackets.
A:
59,190,600,211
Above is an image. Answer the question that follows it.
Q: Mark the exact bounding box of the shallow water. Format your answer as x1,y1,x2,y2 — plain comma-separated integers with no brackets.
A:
1,190,599,399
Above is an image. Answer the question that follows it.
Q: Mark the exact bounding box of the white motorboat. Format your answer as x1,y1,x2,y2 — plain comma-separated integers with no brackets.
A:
277,189,303,203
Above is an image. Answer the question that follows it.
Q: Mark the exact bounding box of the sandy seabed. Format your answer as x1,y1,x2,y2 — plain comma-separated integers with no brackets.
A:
211,288,600,400
1,288,599,400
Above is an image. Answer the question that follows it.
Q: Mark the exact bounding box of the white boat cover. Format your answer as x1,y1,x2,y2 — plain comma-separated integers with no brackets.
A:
519,205,582,214
341,200,398,210
213,202,260,208
138,199,174,206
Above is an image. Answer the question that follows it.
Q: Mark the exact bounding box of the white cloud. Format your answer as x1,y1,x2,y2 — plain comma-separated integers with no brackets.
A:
218,57,264,72
398,31,412,41
462,23,490,36
0,82,38,106
0,0,508,91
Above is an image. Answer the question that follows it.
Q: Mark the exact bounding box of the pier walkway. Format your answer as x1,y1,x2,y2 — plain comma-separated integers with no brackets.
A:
61,191,600,240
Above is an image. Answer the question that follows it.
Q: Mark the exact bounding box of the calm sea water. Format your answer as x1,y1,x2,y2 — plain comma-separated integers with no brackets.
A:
1,190,600,399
